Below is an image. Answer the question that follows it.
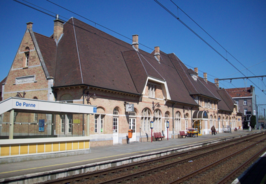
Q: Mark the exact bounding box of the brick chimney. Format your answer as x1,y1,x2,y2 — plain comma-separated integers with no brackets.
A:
203,73,207,82
214,78,219,88
26,22,33,30
194,67,198,76
54,14,64,41
154,46,160,62
132,35,139,51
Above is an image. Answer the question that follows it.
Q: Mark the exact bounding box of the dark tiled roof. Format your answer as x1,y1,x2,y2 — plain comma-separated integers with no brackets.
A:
52,18,197,105
217,89,235,111
226,87,252,97
32,17,237,108
0,77,7,93
34,32,56,77
168,54,219,100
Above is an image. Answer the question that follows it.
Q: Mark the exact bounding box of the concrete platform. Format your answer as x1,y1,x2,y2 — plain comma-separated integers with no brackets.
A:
0,130,262,183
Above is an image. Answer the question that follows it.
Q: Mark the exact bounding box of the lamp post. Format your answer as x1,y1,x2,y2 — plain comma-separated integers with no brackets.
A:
150,121,154,143
166,121,169,140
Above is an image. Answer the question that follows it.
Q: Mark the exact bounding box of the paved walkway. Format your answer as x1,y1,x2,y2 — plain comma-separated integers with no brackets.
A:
0,130,259,180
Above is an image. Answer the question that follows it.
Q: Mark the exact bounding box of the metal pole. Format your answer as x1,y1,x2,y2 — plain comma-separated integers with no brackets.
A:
151,128,152,143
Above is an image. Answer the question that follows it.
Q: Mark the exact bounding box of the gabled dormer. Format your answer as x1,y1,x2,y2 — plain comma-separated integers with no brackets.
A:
142,76,171,100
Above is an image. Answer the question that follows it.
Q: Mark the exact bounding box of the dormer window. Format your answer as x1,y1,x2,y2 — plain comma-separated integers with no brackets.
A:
148,84,156,98
24,47,30,67
191,74,197,81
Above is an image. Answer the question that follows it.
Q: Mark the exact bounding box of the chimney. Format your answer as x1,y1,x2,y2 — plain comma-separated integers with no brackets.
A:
54,14,64,41
203,73,207,82
154,46,160,62
132,35,139,51
194,67,198,76
26,22,33,30
214,78,219,88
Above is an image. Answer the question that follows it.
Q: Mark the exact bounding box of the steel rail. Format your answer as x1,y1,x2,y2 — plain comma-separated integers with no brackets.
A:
98,136,266,184
169,137,266,184
38,133,264,184
217,146,266,184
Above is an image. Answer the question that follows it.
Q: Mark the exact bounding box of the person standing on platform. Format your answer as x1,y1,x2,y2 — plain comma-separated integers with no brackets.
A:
211,125,216,135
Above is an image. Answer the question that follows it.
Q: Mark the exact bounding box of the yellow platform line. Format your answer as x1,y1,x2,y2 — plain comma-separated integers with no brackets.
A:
0,136,231,175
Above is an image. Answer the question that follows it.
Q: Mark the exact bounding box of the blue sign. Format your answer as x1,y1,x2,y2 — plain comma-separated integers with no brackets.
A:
93,107,97,113
150,121,154,129
16,101,36,108
39,119,45,132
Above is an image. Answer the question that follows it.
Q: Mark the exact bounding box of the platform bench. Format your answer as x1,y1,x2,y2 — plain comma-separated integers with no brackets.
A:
179,131,187,138
154,132,164,141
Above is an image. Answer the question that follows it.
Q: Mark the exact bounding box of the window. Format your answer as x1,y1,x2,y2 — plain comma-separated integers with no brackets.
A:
95,114,104,133
243,100,247,105
148,84,156,98
113,107,119,133
244,108,247,115
175,111,181,133
154,109,162,132
141,108,151,132
24,47,30,67
129,108,137,133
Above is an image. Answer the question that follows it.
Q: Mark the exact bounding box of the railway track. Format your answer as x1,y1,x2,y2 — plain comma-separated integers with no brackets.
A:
37,132,266,184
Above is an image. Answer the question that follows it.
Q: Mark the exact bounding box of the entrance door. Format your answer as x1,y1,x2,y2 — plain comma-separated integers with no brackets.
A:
129,118,136,141
164,120,168,138
113,117,119,144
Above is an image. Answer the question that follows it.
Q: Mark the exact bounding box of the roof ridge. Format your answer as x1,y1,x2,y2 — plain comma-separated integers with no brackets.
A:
34,32,53,39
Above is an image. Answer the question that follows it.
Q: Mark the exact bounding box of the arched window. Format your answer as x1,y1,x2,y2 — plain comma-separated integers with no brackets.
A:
175,111,181,133
60,94,73,103
95,107,105,134
154,109,162,132
141,108,151,132
113,107,119,133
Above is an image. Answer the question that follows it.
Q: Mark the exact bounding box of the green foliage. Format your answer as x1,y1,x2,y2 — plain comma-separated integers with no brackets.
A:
250,115,256,128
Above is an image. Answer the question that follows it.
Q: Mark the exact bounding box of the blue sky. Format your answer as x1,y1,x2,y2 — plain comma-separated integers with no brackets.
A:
0,0,265,116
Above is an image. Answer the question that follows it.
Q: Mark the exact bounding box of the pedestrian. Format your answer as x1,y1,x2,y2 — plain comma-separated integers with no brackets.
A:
211,125,216,135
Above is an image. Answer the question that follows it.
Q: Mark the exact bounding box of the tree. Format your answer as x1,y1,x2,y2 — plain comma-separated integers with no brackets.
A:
250,115,256,128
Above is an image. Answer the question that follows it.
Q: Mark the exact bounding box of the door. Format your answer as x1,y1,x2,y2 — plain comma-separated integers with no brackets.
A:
129,118,136,141
113,117,119,144
164,120,168,138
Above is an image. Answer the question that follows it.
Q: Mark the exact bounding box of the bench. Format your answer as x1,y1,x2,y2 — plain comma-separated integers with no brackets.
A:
154,132,164,141
179,131,187,138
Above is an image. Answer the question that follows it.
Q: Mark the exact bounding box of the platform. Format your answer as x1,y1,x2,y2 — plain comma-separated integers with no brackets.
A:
0,130,263,183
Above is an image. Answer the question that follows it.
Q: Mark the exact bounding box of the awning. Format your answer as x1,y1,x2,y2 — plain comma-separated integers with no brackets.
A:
193,111,208,119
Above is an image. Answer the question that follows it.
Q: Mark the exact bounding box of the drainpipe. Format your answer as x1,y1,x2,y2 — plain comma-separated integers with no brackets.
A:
191,107,193,128
82,86,89,136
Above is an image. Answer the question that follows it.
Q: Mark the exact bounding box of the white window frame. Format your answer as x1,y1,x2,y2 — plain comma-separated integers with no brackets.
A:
243,100,247,105
148,84,156,98
95,114,104,134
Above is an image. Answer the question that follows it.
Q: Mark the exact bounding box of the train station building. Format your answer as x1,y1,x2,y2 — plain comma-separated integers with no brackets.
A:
0,16,242,156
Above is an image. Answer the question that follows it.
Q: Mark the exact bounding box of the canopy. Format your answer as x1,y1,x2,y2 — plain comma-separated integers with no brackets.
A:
193,111,208,119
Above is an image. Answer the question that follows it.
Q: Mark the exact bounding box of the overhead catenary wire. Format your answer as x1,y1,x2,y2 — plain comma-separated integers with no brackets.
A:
154,0,266,95
14,0,263,94
170,0,263,83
